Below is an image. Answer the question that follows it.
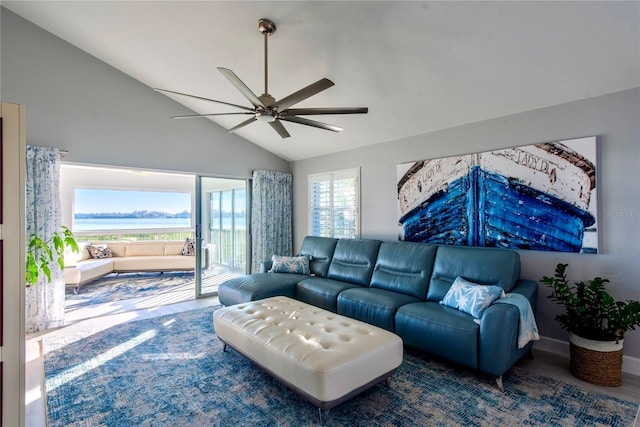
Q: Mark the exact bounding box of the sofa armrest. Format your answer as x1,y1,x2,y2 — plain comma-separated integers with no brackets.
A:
510,279,539,313
478,304,519,376
259,261,273,273
478,279,538,376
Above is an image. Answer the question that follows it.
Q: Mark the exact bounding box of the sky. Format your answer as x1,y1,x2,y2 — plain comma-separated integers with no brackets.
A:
75,189,191,214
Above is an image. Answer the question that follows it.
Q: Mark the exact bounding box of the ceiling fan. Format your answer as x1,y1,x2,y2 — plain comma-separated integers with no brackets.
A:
154,18,368,138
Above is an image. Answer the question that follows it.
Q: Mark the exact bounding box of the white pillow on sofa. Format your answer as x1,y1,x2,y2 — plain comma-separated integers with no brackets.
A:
440,276,503,319
268,255,310,275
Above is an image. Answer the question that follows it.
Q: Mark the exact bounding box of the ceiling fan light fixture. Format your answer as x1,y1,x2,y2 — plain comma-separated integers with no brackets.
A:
256,112,277,123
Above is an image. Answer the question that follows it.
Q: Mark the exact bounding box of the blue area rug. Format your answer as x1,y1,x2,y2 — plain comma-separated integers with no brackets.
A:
43,305,639,426
65,271,194,308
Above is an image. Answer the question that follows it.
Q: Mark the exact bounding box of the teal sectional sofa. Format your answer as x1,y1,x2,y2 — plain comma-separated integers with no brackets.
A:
218,236,538,389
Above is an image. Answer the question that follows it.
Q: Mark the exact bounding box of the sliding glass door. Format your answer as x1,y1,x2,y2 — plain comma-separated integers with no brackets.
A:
195,176,249,298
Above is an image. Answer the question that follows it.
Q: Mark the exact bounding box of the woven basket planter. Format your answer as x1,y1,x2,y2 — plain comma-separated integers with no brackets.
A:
568,333,623,387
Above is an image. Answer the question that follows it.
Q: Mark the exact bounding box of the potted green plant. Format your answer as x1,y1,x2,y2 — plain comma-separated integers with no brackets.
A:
26,226,79,286
541,263,640,386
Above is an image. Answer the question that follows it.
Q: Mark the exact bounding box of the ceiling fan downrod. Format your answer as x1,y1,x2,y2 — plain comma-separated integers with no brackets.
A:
154,16,367,138
258,18,276,98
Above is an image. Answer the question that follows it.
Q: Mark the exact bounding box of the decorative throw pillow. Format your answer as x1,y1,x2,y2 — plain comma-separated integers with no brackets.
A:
440,276,503,319
86,244,113,259
180,238,196,256
269,255,311,275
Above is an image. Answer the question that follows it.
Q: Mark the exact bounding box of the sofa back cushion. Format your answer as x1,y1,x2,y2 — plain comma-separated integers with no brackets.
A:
370,242,437,299
327,238,381,286
88,241,127,258
164,241,187,256
125,242,165,257
426,245,520,302
297,236,339,277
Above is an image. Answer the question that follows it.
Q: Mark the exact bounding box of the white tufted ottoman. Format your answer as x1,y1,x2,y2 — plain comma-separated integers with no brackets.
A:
213,296,403,425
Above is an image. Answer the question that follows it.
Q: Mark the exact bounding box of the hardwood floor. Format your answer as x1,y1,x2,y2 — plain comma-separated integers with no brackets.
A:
26,294,640,427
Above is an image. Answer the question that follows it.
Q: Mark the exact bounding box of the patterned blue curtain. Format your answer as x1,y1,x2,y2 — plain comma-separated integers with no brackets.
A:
25,145,64,332
251,170,293,273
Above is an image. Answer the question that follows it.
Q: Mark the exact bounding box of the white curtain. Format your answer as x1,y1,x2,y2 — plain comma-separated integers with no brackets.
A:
251,170,293,273
25,145,65,332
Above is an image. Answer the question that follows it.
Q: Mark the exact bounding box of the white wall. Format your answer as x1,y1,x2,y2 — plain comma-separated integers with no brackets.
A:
292,88,640,359
1,8,290,178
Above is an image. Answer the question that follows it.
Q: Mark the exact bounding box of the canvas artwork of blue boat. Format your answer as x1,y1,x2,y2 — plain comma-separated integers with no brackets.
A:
397,137,597,253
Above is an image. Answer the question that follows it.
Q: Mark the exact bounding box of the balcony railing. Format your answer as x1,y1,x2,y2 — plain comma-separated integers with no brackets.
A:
73,228,195,242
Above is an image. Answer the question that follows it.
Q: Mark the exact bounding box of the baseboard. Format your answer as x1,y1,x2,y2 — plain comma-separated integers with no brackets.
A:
534,335,640,377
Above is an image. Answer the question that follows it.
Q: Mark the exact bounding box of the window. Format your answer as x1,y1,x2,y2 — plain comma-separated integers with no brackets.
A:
73,188,192,231
308,168,360,238
208,187,246,270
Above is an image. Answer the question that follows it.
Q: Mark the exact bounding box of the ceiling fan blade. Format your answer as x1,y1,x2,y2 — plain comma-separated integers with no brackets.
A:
274,78,335,111
217,67,265,108
171,112,254,119
154,88,255,112
227,117,257,133
279,116,343,133
281,107,368,116
269,120,291,138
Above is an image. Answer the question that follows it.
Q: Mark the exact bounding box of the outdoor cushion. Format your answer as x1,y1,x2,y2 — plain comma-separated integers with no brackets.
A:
126,243,165,257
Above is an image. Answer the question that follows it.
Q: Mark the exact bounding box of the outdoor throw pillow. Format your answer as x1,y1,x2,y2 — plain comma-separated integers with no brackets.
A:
86,244,113,259
440,276,503,319
180,238,196,256
269,255,311,275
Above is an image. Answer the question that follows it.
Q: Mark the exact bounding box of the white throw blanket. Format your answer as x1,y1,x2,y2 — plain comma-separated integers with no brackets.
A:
494,293,540,348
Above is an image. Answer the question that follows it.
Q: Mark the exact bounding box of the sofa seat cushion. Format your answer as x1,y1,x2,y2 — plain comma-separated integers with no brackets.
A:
64,258,115,286
296,278,363,313
395,302,479,369
337,287,420,331
112,255,195,272
218,273,301,306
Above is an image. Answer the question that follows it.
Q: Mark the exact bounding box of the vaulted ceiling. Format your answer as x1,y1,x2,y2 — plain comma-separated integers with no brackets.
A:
4,1,639,161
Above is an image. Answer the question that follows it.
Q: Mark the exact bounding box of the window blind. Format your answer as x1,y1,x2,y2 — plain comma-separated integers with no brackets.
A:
308,168,360,238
